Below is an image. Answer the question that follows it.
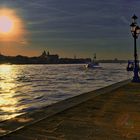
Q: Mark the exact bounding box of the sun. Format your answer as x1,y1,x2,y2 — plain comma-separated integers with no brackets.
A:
0,8,27,42
0,15,14,33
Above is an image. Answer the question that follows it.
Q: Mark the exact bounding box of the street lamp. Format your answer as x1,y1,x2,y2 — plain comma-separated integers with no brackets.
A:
130,14,140,82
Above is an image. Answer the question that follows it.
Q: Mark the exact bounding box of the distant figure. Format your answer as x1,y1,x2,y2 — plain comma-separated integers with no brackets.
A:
127,60,134,71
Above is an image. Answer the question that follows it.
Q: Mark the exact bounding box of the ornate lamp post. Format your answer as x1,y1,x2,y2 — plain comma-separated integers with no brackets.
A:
130,14,140,82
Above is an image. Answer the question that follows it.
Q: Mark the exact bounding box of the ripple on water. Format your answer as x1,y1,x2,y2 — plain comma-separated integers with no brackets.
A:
0,63,131,122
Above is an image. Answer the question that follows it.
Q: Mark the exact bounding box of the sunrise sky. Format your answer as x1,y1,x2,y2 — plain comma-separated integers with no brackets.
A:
0,0,140,59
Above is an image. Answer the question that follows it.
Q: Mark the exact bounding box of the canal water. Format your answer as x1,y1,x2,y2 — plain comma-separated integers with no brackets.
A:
0,63,131,121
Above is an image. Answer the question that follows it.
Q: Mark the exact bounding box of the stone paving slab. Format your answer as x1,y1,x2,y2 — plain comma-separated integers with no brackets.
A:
2,80,140,139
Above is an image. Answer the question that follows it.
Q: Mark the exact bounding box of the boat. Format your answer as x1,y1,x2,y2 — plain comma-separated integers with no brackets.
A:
85,62,101,69
85,54,101,69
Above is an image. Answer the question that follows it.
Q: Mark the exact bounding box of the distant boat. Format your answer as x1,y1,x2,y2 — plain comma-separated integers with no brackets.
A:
85,54,101,69
85,62,101,69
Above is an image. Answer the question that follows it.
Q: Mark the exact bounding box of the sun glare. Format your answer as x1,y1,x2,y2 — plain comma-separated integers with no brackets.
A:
0,16,14,33
0,8,26,41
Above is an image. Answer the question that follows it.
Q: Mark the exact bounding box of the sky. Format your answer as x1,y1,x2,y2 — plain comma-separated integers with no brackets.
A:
0,0,140,59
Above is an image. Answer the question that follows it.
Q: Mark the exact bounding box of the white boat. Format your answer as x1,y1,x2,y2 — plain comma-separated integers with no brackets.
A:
85,62,101,69
85,54,101,69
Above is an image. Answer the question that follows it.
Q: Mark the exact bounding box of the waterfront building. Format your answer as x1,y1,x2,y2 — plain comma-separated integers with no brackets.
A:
39,50,59,63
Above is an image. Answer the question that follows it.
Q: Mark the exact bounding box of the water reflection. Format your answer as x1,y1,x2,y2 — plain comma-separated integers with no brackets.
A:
0,65,23,121
0,63,131,122
0,64,11,72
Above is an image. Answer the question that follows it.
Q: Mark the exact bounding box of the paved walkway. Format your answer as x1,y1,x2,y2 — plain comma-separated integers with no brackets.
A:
1,82,140,140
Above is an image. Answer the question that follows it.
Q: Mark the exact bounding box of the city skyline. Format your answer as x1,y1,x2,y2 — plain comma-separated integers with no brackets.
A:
0,0,140,59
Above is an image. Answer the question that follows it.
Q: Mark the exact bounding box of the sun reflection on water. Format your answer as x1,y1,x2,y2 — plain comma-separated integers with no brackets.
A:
0,64,131,122
0,64,23,121
0,64,12,73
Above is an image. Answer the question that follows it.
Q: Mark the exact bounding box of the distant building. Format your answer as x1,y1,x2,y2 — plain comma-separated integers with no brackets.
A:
0,50,98,64
0,53,5,60
39,50,59,63
40,50,47,58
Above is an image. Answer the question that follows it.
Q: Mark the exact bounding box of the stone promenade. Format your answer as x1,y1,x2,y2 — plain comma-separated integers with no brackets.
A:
1,81,140,140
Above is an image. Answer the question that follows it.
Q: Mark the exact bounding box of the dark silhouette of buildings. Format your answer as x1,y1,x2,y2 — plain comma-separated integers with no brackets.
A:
0,50,91,64
39,51,59,63
0,51,127,64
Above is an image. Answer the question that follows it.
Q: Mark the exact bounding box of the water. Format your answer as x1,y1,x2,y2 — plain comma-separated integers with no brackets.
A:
0,63,131,121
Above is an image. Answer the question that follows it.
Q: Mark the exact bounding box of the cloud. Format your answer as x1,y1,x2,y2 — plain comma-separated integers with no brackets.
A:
0,0,139,59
